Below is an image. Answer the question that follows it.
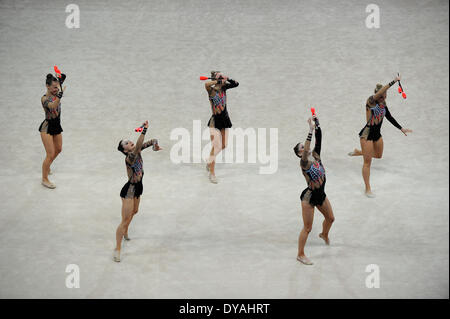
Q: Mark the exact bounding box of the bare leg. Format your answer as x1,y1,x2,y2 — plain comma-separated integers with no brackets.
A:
297,201,315,265
52,133,63,162
40,132,55,185
221,128,228,151
208,141,215,174
207,127,222,181
360,138,374,196
351,137,383,158
114,198,134,261
373,137,384,159
124,197,140,240
316,197,335,245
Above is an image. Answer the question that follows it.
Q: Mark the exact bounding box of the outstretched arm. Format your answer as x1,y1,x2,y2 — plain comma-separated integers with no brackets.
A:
385,108,413,136
132,130,145,155
126,129,146,165
132,121,149,155
373,75,400,101
312,117,322,158
300,118,315,168
385,107,402,130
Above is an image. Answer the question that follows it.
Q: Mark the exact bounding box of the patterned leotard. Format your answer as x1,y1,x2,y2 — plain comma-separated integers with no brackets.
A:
38,94,63,135
207,78,239,130
303,160,326,190
210,90,227,115
359,95,402,141
120,139,156,199
300,127,327,206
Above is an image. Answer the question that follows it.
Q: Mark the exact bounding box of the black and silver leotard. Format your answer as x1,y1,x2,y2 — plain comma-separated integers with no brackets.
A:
359,95,402,141
207,78,239,130
38,94,63,135
120,137,158,199
300,126,327,207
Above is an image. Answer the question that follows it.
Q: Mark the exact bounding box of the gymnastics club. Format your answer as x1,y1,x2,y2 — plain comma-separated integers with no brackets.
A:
54,65,63,92
311,107,320,125
135,122,148,132
397,73,407,99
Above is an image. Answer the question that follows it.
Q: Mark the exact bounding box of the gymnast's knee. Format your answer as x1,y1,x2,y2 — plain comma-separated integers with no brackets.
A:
46,151,56,160
363,159,372,166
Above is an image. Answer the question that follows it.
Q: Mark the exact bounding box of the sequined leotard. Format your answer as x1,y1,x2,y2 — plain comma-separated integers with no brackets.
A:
359,95,402,141
38,94,63,135
207,78,239,130
300,126,327,206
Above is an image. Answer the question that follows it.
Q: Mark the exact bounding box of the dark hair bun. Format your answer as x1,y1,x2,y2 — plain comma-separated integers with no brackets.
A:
45,73,57,86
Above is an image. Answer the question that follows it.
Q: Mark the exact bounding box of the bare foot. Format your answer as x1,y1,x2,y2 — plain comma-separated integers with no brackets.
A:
348,148,361,156
319,233,330,245
297,255,313,265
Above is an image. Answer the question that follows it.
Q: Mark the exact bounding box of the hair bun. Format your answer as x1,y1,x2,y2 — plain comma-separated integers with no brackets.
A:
45,73,57,85
374,83,383,93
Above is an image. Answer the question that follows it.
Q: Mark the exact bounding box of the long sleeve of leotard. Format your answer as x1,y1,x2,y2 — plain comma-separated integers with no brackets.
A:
385,107,402,130
223,78,239,90
141,139,157,151
313,126,322,157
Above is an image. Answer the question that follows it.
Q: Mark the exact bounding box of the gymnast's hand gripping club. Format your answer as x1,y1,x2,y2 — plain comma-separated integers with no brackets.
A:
200,74,234,85
135,122,148,132
53,65,67,98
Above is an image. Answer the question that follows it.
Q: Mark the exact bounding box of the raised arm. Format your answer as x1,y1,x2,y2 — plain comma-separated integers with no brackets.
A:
373,75,400,101
222,77,239,90
312,117,322,159
132,121,149,155
205,80,219,94
300,118,315,168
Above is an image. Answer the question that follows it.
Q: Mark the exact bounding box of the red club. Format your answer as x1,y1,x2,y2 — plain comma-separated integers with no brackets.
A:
54,65,61,78
135,122,147,132
397,73,407,99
